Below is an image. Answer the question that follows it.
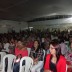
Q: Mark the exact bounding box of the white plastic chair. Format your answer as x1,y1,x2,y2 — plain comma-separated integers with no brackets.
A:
27,48,31,56
1,54,16,72
2,43,10,53
0,52,6,71
19,56,33,72
43,49,46,61
0,52,6,65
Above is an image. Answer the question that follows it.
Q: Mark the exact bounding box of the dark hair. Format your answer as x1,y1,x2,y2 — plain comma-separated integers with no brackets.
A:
59,38,64,43
50,39,62,61
33,40,41,52
22,40,28,47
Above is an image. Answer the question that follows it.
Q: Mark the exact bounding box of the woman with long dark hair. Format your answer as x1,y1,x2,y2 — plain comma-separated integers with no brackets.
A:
30,40,44,72
44,39,66,72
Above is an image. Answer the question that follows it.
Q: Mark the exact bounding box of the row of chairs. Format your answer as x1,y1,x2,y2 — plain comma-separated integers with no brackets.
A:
0,50,68,72
0,48,46,72
0,52,33,72
0,48,31,71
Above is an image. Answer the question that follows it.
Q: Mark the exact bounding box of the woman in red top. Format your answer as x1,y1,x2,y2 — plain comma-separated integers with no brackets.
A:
44,39,66,72
13,40,28,72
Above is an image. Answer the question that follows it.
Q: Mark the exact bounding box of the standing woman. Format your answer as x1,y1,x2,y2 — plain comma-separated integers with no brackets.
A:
30,40,44,72
44,39,66,72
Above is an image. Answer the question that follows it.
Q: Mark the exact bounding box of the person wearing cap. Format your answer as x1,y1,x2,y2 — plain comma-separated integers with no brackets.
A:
44,39,66,72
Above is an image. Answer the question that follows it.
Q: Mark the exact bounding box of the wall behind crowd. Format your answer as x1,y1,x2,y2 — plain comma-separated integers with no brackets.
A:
0,18,72,33
29,18,72,31
0,20,28,33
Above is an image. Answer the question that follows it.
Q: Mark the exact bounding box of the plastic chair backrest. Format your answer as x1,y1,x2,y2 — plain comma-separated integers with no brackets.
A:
0,52,6,65
43,49,45,61
27,48,31,56
2,54,16,72
19,56,33,72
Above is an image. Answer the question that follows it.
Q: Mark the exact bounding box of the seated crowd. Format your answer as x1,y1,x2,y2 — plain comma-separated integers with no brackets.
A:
0,29,72,72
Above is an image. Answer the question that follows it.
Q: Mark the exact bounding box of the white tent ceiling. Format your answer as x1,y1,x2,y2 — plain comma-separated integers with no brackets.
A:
0,0,72,21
